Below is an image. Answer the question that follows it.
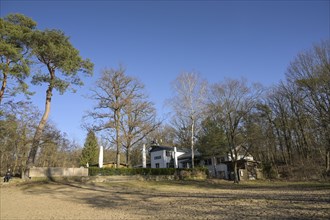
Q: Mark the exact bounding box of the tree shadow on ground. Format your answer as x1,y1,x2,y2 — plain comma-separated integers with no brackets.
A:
19,179,330,219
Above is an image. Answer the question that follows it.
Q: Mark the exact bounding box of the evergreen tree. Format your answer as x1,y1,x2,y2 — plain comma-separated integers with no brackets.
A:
0,14,37,104
25,27,93,175
196,116,226,158
80,130,99,166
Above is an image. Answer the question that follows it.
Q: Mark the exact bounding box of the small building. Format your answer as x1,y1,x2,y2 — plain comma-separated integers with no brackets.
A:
225,159,261,181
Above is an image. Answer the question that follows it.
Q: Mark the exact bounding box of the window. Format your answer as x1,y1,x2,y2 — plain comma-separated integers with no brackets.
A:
166,151,171,157
219,157,226,162
166,163,170,168
204,159,212,165
154,156,161,160
156,163,160,168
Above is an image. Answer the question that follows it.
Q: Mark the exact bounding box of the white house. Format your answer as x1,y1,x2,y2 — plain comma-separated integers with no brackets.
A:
148,144,261,180
201,157,229,179
202,146,260,180
227,145,254,161
177,150,202,169
149,146,185,168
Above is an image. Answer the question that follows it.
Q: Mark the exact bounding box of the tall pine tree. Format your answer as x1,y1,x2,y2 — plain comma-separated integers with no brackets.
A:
80,130,98,166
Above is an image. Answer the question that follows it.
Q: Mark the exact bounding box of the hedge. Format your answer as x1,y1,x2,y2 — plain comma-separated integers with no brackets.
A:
88,167,208,176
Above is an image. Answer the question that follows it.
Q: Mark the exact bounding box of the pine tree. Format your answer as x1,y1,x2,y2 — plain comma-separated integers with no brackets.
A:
80,130,98,166
24,26,93,176
0,14,37,104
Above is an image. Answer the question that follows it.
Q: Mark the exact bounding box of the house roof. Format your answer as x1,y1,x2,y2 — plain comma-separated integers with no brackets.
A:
149,146,174,153
178,150,201,160
149,145,186,153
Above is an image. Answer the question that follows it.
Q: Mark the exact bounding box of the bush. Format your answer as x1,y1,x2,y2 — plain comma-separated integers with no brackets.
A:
88,167,208,178
262,162,278,179
178,167,208,180
88,167,176,176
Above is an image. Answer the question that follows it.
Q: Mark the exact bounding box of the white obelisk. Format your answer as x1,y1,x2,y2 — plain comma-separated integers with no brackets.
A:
174,147,178,168
142,144,146,168
99,145,103,168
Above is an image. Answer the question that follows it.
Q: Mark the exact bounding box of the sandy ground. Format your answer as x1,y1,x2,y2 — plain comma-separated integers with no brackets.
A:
1,178,330,220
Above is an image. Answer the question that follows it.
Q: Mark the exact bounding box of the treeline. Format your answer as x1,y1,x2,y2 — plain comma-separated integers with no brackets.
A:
193,41,329,180
256,42,330,179
169,41,329,180
0,14,92,177
1,14,329,180
0,102,82,175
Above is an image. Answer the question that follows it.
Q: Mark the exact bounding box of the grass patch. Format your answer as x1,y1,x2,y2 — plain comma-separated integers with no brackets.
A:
102,178,330,194
14,176,330,193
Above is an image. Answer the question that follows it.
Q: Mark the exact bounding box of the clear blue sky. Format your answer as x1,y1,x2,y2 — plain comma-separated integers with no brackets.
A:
1,0,329,145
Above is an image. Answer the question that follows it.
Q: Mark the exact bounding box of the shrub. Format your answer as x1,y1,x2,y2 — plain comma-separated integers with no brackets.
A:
88,167,208,178
262,162,278,179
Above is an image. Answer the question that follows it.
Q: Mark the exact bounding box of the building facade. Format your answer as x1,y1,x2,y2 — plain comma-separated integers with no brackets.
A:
149,146,185,168
148,144,262,180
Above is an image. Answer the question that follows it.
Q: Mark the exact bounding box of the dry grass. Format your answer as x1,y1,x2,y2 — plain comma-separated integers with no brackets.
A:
1,178,330,219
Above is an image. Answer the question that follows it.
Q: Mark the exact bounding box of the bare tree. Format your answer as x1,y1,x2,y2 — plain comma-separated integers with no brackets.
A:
121,85,160,167
286,40,330,172
0,101,39,175
145,124,177,146
170,116,191,148
208,78,263,183
170,72,207,168
87,67,157,167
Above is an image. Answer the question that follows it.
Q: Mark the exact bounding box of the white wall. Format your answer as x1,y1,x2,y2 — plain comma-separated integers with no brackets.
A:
151,150,169,168
29,167,88,178
227,153,254,161
150,150,185,168
206,164,228,179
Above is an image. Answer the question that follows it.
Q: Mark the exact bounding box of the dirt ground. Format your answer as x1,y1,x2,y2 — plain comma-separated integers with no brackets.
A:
1,178,330,220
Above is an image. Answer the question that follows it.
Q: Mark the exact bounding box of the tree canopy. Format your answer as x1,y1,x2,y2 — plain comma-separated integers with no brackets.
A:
0,14,36,104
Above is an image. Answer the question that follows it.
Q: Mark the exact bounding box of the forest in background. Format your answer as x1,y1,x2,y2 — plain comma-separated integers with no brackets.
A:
1,14,329,180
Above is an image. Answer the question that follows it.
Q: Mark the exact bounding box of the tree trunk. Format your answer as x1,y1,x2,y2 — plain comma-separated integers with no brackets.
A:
326,132,330,173
0,59,9,104
126,145,130,168
233,147,239,183
233,160,239,183
25,84,53,178
0,73,7,104
228,139,239,183
115,109,121,168
191,119,195,169
326,150,330,173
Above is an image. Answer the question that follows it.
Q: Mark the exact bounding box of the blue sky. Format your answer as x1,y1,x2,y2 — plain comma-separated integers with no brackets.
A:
1,0,329,145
